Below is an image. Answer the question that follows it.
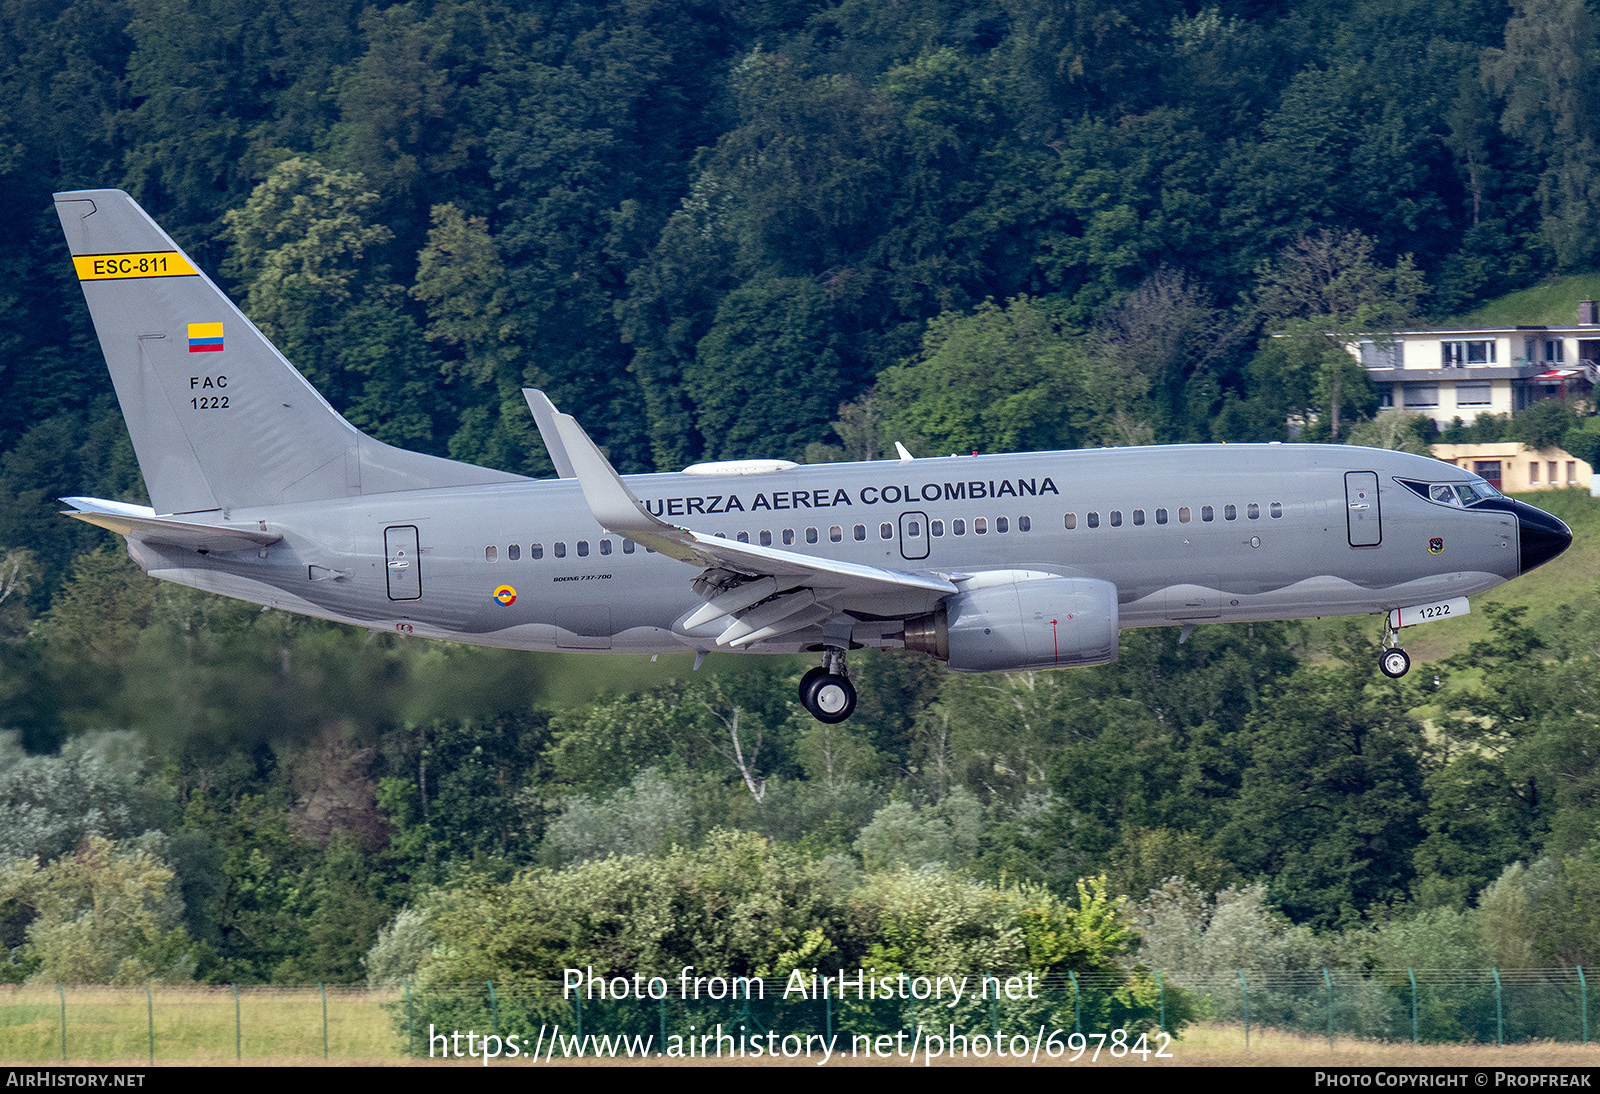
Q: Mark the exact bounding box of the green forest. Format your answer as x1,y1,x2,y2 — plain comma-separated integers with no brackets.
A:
4,0,1600,1013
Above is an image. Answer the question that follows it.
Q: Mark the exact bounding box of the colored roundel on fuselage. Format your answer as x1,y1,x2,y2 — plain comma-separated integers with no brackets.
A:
493,585,516,605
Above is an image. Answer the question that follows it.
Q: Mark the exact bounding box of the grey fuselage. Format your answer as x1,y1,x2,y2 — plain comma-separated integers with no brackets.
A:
124,442,1532,658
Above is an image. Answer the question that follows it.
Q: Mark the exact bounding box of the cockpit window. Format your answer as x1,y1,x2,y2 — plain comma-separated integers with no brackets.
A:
1400,477,1499,508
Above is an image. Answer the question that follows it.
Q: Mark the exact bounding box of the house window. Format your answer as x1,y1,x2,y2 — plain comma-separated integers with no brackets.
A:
1406,384,1440,408
1530,462,1540,483
1545,339,1566,364
1379,387,1395,409
1549,461,1558,485
1569,461,1578,485
1456,382,1492,407
1442,341,1495,366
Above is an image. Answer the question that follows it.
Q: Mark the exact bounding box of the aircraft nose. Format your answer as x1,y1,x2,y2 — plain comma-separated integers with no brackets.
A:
1511,499,1573,574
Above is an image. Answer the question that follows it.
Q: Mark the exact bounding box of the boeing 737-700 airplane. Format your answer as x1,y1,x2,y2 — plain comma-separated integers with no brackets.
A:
52,189,1572,722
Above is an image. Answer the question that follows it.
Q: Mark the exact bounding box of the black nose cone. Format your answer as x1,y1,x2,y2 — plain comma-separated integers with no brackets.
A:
1514,500,1573,574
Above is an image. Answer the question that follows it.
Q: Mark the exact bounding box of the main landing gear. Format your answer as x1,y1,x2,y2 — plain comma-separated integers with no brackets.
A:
1378,616,1411,679
799,649,857,723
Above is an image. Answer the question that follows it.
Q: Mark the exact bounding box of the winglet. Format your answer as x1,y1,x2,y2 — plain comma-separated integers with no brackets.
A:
522,389,577,478
549,412,700,561
894,441,914,463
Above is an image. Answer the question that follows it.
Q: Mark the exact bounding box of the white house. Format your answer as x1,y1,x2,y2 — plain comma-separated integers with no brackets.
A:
1351,302,1598,428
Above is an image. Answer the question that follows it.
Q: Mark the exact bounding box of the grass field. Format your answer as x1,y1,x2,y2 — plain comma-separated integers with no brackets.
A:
4,987,1599,1066
1443,273,1600,328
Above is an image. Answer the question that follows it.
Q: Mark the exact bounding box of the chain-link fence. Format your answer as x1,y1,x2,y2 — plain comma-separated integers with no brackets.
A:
0,969,1592,1062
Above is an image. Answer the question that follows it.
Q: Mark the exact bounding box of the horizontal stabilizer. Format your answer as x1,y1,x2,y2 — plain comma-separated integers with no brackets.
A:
61,497,281,552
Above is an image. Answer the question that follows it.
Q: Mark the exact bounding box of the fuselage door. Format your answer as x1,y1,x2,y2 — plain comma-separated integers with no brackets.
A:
899,511,930,560
1345,472,1382,547
384,525,422,600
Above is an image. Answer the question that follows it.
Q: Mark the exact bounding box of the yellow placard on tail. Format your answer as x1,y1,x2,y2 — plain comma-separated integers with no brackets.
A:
73,251,197,280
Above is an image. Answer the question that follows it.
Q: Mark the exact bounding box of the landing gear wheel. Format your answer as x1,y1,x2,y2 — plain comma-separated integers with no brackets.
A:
802,673,857,724
798,666,829,705
1379,647,1411,679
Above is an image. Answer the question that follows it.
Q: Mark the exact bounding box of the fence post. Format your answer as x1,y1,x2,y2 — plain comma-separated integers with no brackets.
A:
145,983,154,1064
1068,971,1081,1035
1238,971,1249,1049
57,983,65,1064
233,984,240,1060
487,980,498,1037
1578,966,1588,1045
318,981,328,1059
405,977,415,1057
1155,970,1164,1033
1324,968,1334,1050
1407,969,1418,1045
1492,967,1503,1047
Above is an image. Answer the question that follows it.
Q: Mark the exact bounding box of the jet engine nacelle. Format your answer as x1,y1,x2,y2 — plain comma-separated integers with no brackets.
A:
903,575,1120,672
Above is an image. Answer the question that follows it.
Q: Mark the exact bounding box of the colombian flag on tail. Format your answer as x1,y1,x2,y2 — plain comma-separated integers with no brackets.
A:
187,322,223,353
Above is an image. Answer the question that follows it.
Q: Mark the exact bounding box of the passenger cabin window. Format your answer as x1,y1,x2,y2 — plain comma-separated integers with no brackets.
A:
907,519,922,537
1224,504,1237,521
577,540,589,557
806,527,818,544
953,519,966,535
1065,513,1077,529
973,518,987,534
854,524,867,541
1087,512,1100,528
1179,507,1191,523
554,542,566,558
485,546,497,562
600,539,612,555
508,544,520,561
1156,508,1168,525
532,543,544,559
622,540,635,554
759,530,772,546
1109,511,1122,527
1201,505,1214,522
1270,503,1283,518
1132,509,1145,526
737,531,750,543
931,520,945,536
1247,503,1260,520
881,522,894,539
783,529,795,545
830,526,843,542
995,516,1008,533
1019,516,1031,532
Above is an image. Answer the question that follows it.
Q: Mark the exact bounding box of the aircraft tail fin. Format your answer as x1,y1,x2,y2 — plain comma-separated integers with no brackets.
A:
54,189,522,515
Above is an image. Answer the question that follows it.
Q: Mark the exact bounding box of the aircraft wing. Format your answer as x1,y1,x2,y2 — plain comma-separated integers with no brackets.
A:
61,497,282,552
549,411,955,647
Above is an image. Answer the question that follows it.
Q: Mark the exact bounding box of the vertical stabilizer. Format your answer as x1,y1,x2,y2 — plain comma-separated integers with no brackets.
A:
54,189,523,514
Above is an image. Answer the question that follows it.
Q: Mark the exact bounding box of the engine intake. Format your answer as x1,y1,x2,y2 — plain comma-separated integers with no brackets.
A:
903,576,1119,672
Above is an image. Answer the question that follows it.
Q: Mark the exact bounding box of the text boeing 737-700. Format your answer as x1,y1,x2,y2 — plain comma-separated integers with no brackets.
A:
52,189,1571,722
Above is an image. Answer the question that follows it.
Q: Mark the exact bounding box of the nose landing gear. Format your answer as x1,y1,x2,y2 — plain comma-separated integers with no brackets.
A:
798,649,856,723
1378,616,1410,679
